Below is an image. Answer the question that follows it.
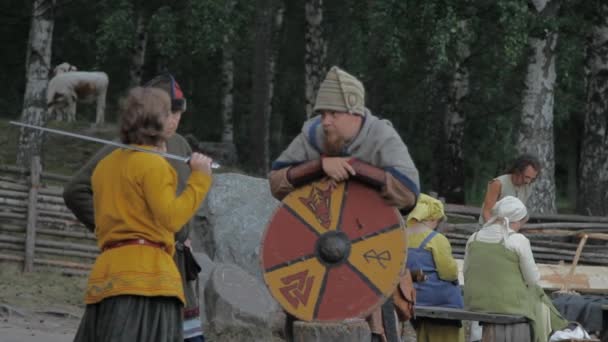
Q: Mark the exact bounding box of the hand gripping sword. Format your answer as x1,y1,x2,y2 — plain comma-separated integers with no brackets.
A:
10,121,220,169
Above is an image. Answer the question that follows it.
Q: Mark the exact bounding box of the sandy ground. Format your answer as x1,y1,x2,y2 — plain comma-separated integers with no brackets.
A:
0,263,427,342
0,264,85,342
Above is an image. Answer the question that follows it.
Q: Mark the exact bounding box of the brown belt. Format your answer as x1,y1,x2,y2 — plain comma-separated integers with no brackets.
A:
102,238,167,252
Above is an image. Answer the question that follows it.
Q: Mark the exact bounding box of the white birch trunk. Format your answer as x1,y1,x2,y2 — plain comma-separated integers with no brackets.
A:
16,0,56,169
304,0,326,118
578,4,608,216
221,36,235,143
129,7,147,87
221,1,237,144
251,0,283,175
516,1,560,214
442,19,471,203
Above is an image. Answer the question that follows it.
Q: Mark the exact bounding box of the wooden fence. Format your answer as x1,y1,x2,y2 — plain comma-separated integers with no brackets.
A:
1,158,606,275
0,158,97,275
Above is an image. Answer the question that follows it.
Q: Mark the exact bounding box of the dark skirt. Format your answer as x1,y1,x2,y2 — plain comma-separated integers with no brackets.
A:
73,295,183,342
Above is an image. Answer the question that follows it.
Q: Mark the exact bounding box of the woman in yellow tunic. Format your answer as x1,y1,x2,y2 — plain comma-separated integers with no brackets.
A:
73,87,213,342
405,194,464,342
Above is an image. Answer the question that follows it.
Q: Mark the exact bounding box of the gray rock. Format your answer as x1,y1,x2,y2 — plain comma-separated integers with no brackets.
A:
293,320,371,342
193,251,215,326
194,173,279,280
204,263,280,342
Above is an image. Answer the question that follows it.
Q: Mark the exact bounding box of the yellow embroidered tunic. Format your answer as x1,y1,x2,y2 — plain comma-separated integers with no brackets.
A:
85,148,211,305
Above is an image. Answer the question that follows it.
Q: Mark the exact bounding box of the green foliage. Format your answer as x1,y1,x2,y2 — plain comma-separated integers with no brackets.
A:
149,6,180,60
497,0,529,66
0,0,596,208
95,0,134,63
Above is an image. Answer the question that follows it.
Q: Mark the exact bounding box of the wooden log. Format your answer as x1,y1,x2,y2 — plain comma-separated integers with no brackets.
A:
24,156,41,272
0,253,91,270
521,223,608,230
293,319,371,342
37,227,95,240
0,235,98,253
0,180,64,197
0,240,96,260
0,212,25,220
445,203,608,223
0,234,24,243
0,164,71,182
36,238,99,253
35,246,97,260
482,322,531,342
0,241,22,251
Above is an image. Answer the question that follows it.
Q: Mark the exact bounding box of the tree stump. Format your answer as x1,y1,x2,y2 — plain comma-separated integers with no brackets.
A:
293,319,371,342
482,322,531,342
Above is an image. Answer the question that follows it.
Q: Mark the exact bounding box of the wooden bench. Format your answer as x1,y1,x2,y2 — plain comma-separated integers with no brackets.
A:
415,305,530,342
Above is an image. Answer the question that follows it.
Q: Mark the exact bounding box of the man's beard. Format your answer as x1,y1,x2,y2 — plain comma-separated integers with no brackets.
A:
323,131,347,156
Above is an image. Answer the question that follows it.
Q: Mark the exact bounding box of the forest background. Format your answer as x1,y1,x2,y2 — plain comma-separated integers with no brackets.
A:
2,0,607,216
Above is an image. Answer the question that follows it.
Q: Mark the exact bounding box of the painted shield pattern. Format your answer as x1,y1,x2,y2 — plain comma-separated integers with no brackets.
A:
261,179,406,321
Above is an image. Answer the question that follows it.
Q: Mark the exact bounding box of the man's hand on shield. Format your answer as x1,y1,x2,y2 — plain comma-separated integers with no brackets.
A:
321,157,356,182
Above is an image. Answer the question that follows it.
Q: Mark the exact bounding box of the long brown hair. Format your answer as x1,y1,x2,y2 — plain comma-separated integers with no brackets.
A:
119,87,170,146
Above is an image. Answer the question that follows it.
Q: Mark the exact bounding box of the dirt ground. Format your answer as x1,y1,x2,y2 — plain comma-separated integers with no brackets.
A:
0,264,85,341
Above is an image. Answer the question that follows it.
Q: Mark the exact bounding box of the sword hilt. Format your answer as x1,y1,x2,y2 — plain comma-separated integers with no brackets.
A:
184,157,221,169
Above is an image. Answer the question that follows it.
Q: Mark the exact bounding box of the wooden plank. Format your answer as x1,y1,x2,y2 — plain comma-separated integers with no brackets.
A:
24,156,40,272
414,306,527,324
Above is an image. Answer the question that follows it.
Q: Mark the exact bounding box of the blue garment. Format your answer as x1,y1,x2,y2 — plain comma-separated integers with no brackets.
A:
406,231,464,308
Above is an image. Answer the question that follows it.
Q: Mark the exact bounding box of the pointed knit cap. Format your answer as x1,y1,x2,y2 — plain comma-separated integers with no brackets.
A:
313,66,365,115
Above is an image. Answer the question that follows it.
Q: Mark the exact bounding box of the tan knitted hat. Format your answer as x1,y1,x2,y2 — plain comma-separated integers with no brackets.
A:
313,66,365,115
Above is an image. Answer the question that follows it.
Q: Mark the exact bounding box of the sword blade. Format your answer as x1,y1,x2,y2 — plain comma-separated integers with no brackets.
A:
11,121,220,168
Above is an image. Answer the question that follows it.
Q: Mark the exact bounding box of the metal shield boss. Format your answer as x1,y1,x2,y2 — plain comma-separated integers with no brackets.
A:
261,179,406,321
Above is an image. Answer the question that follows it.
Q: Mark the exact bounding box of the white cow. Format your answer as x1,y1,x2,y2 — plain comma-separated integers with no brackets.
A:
47,63,108,125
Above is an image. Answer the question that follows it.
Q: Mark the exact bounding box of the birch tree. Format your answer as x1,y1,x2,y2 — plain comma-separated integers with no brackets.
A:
129,0,148,86
578,3,608,216
516,0,560,214
442,19,472,203
16,0,55,169
304,0,326,118
250,0,284,175
221,0,238,144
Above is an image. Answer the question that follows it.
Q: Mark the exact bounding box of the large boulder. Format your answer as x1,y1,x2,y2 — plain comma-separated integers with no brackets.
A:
204,263,281,341
192,173,279,280
192,252,215,326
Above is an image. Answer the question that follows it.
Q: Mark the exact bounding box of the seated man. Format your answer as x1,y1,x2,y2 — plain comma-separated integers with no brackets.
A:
479,154,540,224
464,196,568,342
406,194,464,342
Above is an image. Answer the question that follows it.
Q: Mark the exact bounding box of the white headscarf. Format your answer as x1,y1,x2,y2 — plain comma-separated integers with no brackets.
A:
483,196,528,241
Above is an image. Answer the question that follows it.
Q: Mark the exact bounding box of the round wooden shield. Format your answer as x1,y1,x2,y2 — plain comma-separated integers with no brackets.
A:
260,179,406,322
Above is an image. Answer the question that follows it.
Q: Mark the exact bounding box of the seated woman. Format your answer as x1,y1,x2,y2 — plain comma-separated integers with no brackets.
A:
406,193,464,342
464,196,567,342
73,87,214,342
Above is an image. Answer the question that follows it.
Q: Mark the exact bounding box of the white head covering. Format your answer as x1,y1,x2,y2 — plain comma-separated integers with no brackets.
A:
483,196,528,241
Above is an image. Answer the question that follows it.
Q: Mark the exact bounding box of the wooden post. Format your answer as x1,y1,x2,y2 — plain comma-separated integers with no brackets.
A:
293,319,371,342
24,156,41,272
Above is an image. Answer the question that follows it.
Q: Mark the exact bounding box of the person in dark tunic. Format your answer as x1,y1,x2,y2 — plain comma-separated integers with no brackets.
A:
65,77,211,342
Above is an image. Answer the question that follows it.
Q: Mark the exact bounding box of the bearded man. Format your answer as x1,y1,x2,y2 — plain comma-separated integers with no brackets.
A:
268,66,420,342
